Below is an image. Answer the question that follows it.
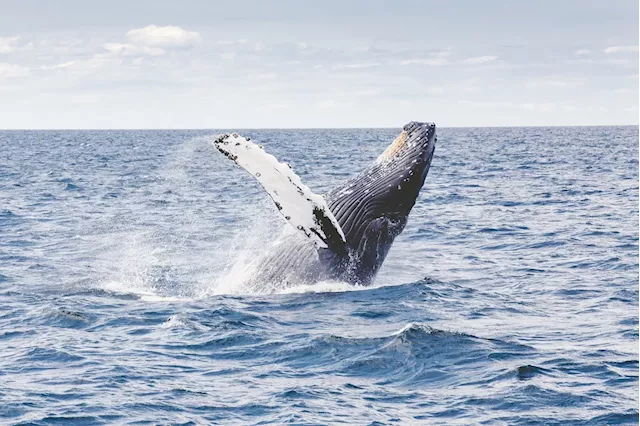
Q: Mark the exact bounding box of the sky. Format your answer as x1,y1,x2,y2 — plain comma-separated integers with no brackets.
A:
0,0,638,128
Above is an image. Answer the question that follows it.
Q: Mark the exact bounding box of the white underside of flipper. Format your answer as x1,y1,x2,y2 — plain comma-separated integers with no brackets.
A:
214,133,346,251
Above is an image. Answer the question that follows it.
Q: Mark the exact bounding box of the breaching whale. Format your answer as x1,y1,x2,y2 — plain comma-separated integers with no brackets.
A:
213,121,437,288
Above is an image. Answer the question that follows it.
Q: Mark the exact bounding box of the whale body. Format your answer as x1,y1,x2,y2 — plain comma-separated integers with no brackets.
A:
214,121,437,288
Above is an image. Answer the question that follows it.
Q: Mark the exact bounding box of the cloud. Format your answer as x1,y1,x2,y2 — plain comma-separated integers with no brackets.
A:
251,72,277,80
526,78,586,88
568,58,630,65
431,49,452,58
351,89,381,97
126,25,201,48
461,55,497,64
459,100,513,108
0,63,29,78
260,102,290,112
216,39,248,45
0,36,32,54
520,102,556,112
400,58,448,66
0,36,21,54
604,45,639,54
333,62,381,69
317,99,354,109
459,99,557,112
40,61,77,70
426,87,445,95
574,49,591,56
42,41,164,73
102,42,165,56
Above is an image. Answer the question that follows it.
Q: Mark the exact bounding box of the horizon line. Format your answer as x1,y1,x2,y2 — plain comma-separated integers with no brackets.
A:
0,124,638,131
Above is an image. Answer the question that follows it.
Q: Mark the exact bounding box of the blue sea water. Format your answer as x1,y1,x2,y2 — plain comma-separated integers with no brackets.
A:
0,126,638,425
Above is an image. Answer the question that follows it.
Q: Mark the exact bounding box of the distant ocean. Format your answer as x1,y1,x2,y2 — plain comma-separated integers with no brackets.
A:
0,126,637,424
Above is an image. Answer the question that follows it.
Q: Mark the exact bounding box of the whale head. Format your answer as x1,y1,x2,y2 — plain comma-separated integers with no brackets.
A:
326,121,437,284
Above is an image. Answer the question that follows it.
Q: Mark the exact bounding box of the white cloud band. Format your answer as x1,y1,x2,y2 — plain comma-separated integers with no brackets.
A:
126,25,201,48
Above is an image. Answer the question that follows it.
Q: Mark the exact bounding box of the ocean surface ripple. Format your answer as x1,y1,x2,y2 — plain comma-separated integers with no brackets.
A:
0,126,638,424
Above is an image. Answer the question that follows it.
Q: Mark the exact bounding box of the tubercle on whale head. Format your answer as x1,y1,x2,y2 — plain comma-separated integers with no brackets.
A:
368,122,437,214
376,121,436,166
377,130,409,162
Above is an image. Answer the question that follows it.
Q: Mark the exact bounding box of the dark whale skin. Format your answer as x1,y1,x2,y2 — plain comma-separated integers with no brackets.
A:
250,122,437,288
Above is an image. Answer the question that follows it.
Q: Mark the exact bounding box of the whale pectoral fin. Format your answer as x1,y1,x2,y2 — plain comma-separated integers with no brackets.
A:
214,133,347,252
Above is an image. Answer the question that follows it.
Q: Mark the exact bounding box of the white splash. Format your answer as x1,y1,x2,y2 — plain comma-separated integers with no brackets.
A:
89,134,368,301
279,280,367,294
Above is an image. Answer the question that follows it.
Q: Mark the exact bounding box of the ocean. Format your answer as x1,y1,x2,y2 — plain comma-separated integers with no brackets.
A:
0,126,638,424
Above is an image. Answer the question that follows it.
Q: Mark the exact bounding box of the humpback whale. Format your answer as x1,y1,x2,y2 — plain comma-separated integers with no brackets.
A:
214,121,437,288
